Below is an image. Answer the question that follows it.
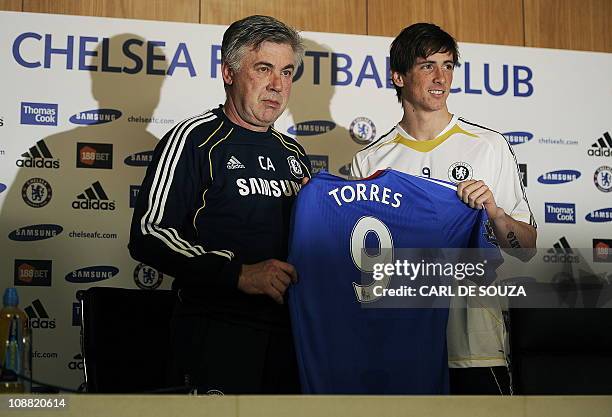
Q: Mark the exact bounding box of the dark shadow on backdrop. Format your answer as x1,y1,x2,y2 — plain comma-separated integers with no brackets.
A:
0,33,168,390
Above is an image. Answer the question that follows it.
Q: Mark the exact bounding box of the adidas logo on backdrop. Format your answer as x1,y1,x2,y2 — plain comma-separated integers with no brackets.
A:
25,299,56,329
543,236,579,263
16,140,60,169
588,131,612,157
72,181,116,211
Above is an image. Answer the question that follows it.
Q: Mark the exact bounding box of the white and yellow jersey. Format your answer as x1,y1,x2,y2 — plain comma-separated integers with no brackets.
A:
351,114,536,369
352,114,535,227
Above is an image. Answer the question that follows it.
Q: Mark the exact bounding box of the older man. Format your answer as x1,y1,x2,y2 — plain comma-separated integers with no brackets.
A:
129,15,310,394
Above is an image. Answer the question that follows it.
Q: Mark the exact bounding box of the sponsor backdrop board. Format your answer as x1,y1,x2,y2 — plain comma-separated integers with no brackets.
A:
0,11,611,390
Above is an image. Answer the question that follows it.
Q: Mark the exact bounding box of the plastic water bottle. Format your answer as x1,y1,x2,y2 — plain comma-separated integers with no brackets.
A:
0,288,31,393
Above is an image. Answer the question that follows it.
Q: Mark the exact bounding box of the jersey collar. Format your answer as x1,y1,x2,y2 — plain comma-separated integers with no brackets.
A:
392,114,477,152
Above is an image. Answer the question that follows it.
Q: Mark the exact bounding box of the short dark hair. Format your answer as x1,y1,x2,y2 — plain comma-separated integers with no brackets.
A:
390,23,460,101
221,15,304,72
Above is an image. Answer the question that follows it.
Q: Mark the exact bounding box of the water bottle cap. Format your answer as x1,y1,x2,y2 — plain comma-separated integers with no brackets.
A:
3,287,19,307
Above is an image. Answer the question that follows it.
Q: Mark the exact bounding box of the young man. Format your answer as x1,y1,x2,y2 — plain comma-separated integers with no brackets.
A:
129,15,310,394
351,23,537,394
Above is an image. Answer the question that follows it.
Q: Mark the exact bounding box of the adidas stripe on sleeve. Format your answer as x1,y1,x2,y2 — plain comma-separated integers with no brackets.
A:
129,111,242,289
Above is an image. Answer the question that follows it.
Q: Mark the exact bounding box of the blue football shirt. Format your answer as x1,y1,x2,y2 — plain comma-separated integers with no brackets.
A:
288,170,498,394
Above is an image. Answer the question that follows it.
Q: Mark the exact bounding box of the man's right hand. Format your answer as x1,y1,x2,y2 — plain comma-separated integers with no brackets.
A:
238,259,298,304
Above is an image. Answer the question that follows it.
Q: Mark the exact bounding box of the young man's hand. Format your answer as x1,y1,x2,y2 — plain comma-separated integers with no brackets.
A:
456,179,505,221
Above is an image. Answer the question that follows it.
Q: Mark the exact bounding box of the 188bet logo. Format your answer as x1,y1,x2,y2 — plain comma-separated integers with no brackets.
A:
133,263,163,289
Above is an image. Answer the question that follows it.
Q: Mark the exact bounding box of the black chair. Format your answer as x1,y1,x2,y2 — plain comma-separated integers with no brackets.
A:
510,307,612,394
77,287,176,393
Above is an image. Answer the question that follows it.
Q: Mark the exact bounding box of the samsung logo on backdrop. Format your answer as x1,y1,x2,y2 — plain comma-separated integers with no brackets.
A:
0,183,6,194
69,109,121,125
537,170,581,184
66,266,119,283
287,121,335,136
503,131,533,145
9,224,63,241
124,150,154,167
586,208,612,222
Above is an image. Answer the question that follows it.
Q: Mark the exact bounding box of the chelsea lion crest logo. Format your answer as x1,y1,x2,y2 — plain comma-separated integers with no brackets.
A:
287,156,304,179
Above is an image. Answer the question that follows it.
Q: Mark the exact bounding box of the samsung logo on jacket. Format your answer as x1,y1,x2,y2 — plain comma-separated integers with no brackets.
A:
236,178,302,197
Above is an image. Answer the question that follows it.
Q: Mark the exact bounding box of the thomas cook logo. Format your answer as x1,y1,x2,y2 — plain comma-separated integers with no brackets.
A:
349,117,376,145
588,131,612,157
124,150,154,167
585,207,612,223
16,140,60,169
594,166,612,192
448,162,473,183
545,203,576,224
308,155,329,174
537,170,581,184
14,259,52,286
77,142,113,169
20,102,58,126
25,299,56,329
69,109,121,125
133,263,163,290
9,224,63,241
22,177,52,208
72,181,116,211
503,131,533,145
66,265,119,283
287,120,336,136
